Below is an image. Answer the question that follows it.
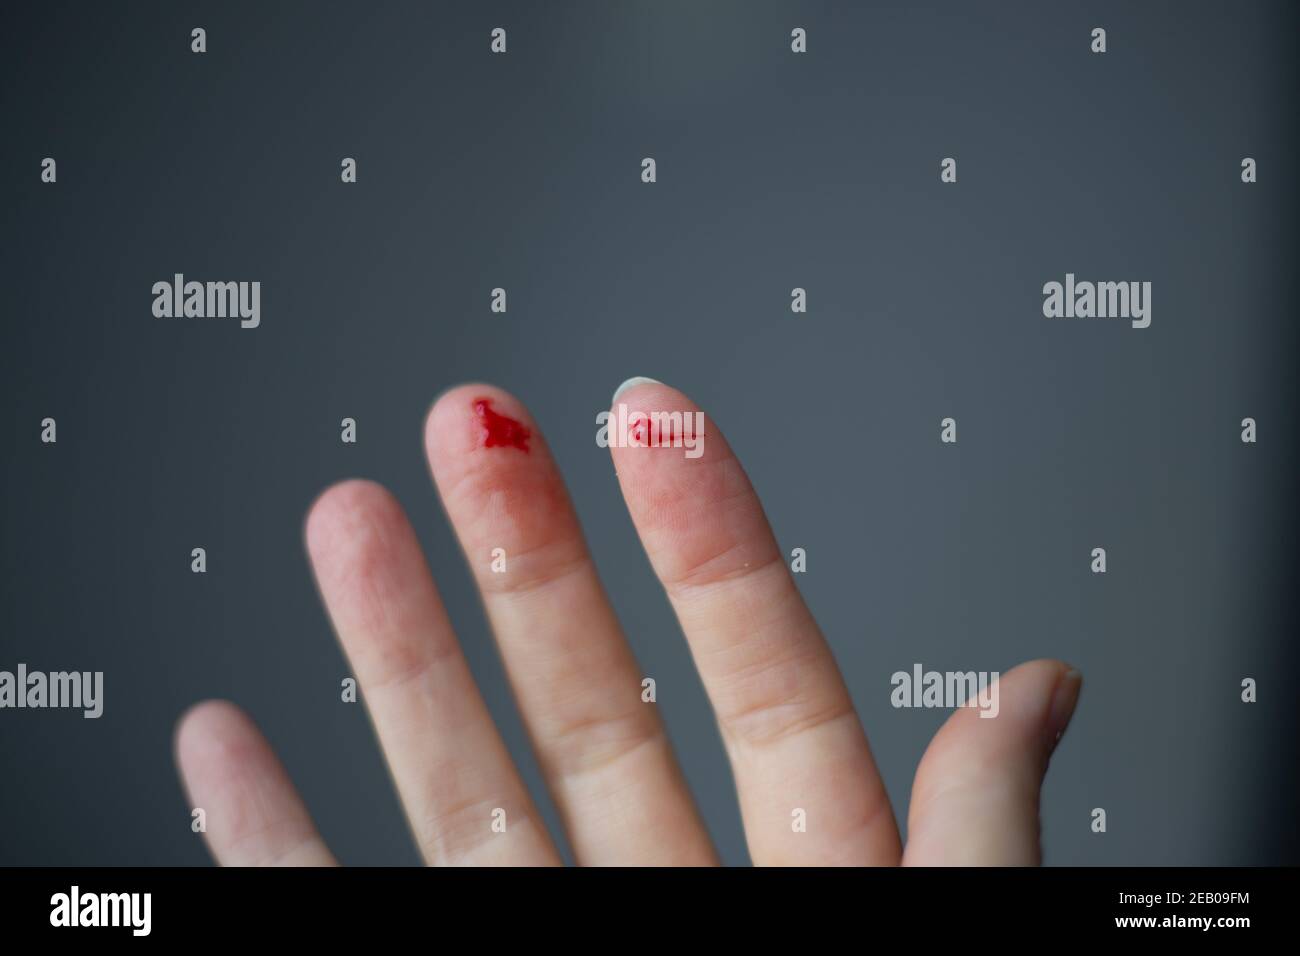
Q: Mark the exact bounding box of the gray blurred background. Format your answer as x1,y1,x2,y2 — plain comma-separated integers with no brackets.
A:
1,1,1296,865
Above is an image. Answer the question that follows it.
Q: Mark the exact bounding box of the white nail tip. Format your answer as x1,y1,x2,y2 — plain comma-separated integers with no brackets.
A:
611,376,662,402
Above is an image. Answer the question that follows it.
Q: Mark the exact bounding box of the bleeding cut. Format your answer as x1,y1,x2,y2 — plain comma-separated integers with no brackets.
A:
472,398,531,452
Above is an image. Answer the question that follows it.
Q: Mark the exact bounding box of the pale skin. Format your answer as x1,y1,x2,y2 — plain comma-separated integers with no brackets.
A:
174,379,1082,866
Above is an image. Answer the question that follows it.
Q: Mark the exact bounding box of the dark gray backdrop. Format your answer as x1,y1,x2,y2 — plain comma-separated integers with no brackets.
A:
2,0,1296,866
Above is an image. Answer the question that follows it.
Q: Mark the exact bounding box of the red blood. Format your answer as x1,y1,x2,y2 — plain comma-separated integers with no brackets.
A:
472,397,531,452
629,415,685,446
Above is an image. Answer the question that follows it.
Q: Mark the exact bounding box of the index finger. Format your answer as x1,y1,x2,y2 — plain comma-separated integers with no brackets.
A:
607,378,901,865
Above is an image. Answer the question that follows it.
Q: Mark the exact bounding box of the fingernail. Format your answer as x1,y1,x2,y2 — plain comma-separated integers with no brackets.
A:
1048,667,1083,746
612,376,662,403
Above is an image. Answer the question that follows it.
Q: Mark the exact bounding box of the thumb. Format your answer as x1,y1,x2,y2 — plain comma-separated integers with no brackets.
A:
902,659,1081,866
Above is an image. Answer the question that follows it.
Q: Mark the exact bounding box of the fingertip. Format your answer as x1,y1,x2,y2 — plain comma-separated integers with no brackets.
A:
426,382,495,444
1005,661,1068,754
174,699,258,785
605,378,722,470
175,698,246,751
172,701,336,866
611,376,663,405
304,479,403,568
912,659,1075,789
993,658,1082,749
425,383,536,467
607,377,695,416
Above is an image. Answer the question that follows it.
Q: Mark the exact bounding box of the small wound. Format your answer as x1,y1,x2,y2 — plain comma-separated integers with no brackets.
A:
473,398,531,452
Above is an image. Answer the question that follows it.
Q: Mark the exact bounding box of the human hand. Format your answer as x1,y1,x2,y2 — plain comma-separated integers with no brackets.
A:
174,379,1082,866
